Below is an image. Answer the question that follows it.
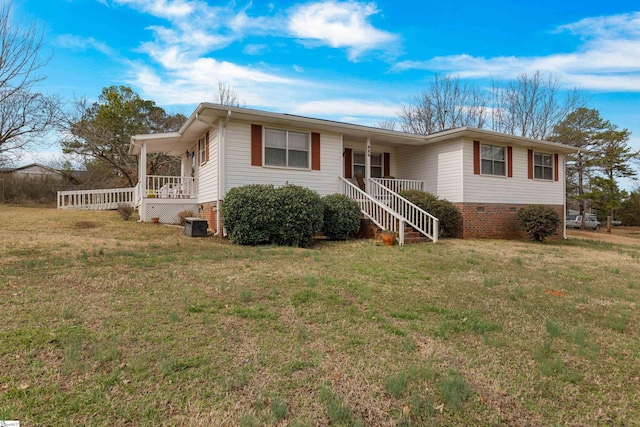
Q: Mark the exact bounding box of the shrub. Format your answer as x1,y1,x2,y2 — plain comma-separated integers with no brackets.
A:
222,184,279,245
322,194,361,240
178,210,195,226
516,205,560,242
398,190,462,238
272,184,323,247
117,203,134,221
222,184,323,247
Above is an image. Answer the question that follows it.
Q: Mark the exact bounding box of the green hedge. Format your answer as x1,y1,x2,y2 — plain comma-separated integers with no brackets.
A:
322,194,361,240
398,190,462,238
516,205,560,242
222,184,323,247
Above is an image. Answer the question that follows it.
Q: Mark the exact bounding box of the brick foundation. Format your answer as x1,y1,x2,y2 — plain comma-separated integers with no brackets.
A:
455,203,564,240
199,201,220,233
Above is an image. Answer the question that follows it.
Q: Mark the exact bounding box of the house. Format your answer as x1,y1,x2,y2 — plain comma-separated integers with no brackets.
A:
4,163,63,178
121,103,576,243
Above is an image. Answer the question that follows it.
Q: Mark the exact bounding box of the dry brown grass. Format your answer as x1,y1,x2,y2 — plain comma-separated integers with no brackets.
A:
1,205,639,426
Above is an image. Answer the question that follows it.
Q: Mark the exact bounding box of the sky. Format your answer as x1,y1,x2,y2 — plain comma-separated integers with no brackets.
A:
12,0,640,187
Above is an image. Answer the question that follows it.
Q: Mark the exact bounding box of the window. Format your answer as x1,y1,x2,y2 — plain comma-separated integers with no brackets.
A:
264,128,309,168
199,136,206,165
534,152,553,180
353,151,383,178
480,144,506,176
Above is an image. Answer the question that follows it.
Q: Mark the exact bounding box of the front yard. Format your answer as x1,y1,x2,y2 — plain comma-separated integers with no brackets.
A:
0,205,638,426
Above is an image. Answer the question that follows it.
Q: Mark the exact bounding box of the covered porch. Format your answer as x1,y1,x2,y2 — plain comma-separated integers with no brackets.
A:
130,132,200,223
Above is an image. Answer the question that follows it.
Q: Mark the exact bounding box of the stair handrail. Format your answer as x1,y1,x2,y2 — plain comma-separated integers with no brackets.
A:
367,178,439,242
339,177,405,245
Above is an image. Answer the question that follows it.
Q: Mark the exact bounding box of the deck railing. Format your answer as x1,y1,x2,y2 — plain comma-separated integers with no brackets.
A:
368,178,439,242
145,175,196,199
339,177,406,245
57,187,135,210
371,178,424,193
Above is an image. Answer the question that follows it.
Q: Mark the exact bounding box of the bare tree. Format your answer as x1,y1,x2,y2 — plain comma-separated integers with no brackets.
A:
491,71,585,140
0,1,59,166
398,74,488,135
214,82,245,107
376,119,397,131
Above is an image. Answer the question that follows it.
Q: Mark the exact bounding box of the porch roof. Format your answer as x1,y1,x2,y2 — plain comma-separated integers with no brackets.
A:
130,103,578,156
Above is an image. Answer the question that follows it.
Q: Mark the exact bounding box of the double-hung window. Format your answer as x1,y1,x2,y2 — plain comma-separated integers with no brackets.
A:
199,136,206,165
480,144,506,176
534,152,553,180
264,128,310,169
353,151,383,178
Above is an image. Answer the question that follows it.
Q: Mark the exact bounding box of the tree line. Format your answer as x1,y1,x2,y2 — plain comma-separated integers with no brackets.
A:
0,0,638,224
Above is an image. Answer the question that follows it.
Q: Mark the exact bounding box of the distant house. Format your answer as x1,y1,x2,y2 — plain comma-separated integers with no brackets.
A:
59,103,577,243
5,163,63,179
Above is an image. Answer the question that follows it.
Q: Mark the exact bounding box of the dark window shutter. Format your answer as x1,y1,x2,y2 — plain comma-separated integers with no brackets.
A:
205,131,210,162
344,148,352,178
473,141,480,175
527,149,533,179
251,124,262,166
554,153,559,181
311,132,321,170
383,152,390,177
507,146,513,178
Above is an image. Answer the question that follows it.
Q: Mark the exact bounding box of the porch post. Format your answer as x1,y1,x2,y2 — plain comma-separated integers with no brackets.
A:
139,142,147,195
365,137,371,192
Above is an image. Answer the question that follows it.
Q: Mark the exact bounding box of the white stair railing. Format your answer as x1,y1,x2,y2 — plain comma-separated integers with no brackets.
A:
368,178,439,242
57,188,135,210
339,177,405,245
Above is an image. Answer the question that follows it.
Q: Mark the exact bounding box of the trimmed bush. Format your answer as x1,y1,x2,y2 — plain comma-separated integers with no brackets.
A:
398,190,462,238
272,185,323,247
322,194,361,240
117,203,134,221
221,184,323,247
222,184,279,245
516,205,560,242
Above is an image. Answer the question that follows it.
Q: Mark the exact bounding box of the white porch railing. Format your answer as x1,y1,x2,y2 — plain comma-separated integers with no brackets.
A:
372,178,424,193
339,177,406,245
145,176,196,199
57,187,135,210
368,178,439,242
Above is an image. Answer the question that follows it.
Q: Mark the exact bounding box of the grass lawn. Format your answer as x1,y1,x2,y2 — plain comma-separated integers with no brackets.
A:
1,205,639,426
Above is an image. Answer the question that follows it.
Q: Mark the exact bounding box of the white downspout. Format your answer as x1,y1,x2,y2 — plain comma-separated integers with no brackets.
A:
215,110,232,236
365,137,371,193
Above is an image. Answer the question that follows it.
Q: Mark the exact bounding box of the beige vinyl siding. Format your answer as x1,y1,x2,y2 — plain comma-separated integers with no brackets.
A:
197,126,218,204
462,139,565,205
396,140,464,202
342,141,397,177
225,120,343,196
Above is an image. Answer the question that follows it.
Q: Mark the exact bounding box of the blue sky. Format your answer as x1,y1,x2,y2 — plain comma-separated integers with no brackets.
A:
15,0,640,184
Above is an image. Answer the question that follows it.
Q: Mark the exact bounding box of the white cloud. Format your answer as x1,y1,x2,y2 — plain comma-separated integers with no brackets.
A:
392,12,640,92
293,64,304,73
288,1,398,60
56,34,114,56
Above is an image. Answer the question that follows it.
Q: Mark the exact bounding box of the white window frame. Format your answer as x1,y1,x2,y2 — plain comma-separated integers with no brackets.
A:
534,152,554,180
480,143,507,177
199,136,206,166
353,151,383,178
263,127,311,170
